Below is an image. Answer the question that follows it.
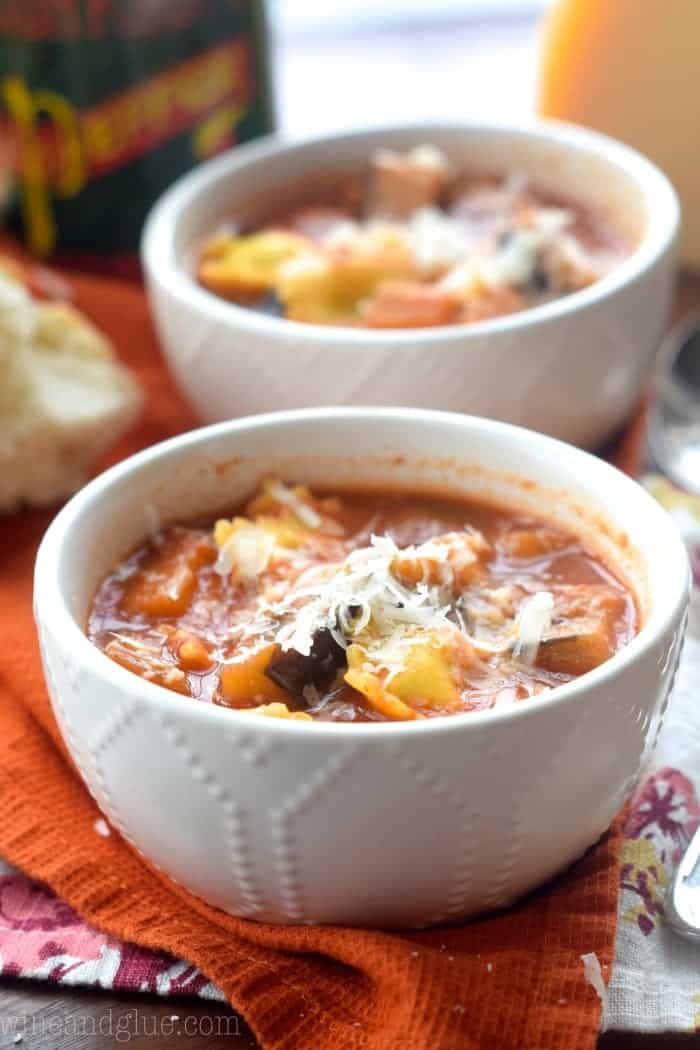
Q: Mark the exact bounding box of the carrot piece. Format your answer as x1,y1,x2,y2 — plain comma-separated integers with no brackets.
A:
460,286,527,323
166,628,212,672
121,562,196,618
219,644,291,705
345,668,422,721
360,281,463,329
120,532,213,618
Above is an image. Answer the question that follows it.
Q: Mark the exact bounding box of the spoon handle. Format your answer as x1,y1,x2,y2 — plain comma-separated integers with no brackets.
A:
666,825,700,940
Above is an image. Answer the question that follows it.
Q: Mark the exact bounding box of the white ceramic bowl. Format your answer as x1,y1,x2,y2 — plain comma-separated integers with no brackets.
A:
142,120,679,449
34,409,689,928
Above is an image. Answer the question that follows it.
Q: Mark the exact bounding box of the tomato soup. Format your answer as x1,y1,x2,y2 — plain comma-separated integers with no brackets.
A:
88,480,637,723
194,144,631,329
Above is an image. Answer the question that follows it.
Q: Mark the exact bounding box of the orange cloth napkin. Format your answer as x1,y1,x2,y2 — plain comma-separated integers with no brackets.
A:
0,264,627,1050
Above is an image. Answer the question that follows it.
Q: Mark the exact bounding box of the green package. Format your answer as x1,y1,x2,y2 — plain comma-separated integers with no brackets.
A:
0,0,274,255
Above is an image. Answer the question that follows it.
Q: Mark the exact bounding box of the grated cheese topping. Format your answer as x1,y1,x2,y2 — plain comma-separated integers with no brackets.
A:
438,205,575,295
213,491,557,689
402,207,473,275
320,182,580,290
215,522,276,583
324,209,472,276
481,229,542,288
266,479,321,529
512,591,554,665
250,528,555,678
269,534,453,659
581,952,608,1025
408,144,449,171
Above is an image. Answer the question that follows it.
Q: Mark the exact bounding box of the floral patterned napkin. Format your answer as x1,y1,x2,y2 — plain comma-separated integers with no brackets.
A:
606,476,700,1034
2,474,699,1035
0,857,223,1001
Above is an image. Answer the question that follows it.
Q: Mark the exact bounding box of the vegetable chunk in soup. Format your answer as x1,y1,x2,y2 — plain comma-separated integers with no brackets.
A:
88,480,637,723
195,144,631,329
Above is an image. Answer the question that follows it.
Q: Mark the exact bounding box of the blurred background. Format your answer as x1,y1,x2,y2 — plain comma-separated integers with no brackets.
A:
273,0,548,134
3,0,695,265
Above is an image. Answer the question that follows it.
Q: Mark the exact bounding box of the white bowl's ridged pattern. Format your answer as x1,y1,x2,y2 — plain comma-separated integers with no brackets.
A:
90,702,144,844
269,747,361,922
642,612,688,769
385,738,481,924
483,703,586,911
33,410,691,927
232,731,276,768
159,715,265,917
37,621,97,800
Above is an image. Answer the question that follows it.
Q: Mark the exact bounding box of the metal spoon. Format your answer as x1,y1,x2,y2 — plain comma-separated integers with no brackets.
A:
666,826,700,941
647,313,700,494
648,314,700,938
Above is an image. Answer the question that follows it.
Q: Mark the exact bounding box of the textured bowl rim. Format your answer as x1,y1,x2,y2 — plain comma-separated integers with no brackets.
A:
34,407,691,740
141,117,680,346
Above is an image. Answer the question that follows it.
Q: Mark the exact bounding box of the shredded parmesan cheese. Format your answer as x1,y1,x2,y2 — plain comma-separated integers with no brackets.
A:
401,207,472,275
266,480,321,528
271,534,452,660
215,522,276,582
512,591,553,665
482,229,541,288
324,208,472,277
408,144,449,170
581,952,608,1025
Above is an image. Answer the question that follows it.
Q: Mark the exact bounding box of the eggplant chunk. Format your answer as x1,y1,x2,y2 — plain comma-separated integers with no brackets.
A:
535,630,612,675
265,628,346,704
535,585,627,675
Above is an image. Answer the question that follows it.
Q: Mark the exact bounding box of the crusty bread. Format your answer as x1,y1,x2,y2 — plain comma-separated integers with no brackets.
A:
0,269,142,512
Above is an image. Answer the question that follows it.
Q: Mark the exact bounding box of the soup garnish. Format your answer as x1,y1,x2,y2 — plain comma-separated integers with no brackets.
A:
88,479,637,722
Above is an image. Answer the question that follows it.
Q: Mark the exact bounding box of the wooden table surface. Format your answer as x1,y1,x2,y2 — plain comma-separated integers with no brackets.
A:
0,978,698,1050
1,273,699,1048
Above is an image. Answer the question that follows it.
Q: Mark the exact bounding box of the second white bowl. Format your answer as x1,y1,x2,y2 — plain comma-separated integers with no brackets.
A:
142,120,679,447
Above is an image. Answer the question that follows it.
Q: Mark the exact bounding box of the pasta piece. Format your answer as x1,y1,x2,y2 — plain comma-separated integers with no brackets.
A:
388,641,461,708
277,229,414,325
246,702,313,721
198,230,312,299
